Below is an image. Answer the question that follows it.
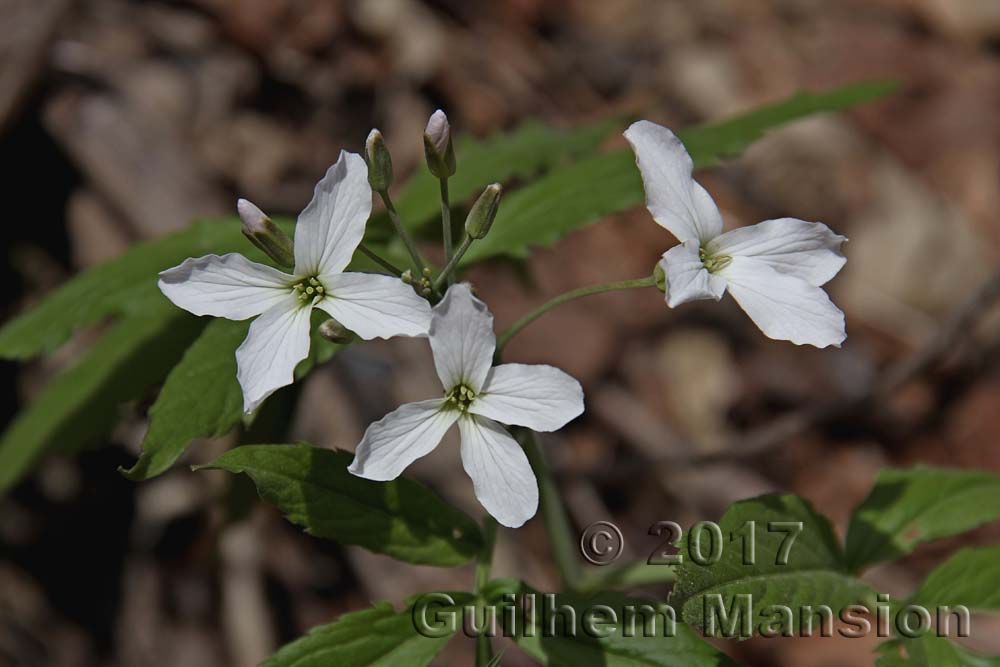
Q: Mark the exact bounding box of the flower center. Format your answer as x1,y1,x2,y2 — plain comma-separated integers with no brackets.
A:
699,247,732,274
445,383,477,412
293,276,326,303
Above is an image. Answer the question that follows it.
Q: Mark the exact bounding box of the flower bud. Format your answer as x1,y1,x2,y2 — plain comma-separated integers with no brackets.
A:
423,109,456,178
318,318,355,344
464,183,502,240
365,129,393,191
238,199,295,268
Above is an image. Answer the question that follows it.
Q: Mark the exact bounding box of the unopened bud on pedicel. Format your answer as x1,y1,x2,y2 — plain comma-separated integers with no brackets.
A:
318,318,354,344
365,129,393,191
465,183,502,239
238,199,295,268
423,109,456,178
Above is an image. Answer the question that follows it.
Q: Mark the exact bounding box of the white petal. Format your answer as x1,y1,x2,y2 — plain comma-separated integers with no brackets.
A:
158,253,294,320
660,240,727,308
708,218,847,286
348,399,458,481
236,297,313,413
720,256,846,348
458,416,538,528
294,151,372,276
316,273,431,340
470,363,584,432
623,120,724,244
429,283,495,392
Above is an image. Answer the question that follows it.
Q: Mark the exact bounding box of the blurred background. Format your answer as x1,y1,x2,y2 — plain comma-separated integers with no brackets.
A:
2,0,1000,665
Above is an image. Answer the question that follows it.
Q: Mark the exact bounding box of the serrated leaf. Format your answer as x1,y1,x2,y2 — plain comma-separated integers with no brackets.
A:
509,584,741,666
395,119,617,231
462,80,896,264
844,467,1000,573
263,594,474,667
877,636,1000,667
120,318,249,481
672,494,872,638
0,219,252,360
197,444,482,566
909,547,1000,613
0,307,204,493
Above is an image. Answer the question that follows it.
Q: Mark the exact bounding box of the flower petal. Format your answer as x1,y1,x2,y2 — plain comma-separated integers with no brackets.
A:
720,256,846,348
623,120,724,244
236,297,313,413
660,239,727,308
159,253,294,320
348,399,458,481
470,363,584,432
429,283,495,392
458,416,538,528
708,218,846,286
316,273,431,340
294,151,372,276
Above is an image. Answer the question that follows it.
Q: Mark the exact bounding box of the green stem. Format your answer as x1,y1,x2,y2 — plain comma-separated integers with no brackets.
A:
378,190,426,274
475,634,494,666
518,428,581,590
357,243,403,276
439,178,454,275
433,234,473,291
497,276,656,352
474,516,498,594
474,516,497,667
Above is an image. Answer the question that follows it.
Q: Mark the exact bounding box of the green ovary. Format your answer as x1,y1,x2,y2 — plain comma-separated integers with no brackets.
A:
445,384,477,412
293,276,326,303
699,247,732,274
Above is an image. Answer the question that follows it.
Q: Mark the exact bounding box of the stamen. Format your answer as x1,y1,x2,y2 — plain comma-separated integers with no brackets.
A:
445,383,477,412
292,276,328,303
700,247,732,274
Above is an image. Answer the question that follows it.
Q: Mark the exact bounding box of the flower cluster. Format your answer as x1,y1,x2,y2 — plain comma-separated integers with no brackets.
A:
158,112,848,528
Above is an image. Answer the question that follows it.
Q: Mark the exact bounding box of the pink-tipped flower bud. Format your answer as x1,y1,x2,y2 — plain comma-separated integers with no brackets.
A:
423,109,456,178
238,198,294,267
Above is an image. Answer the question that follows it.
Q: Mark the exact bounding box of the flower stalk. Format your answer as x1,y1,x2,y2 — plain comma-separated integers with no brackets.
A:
517,428,581,590
357,243,403,277
378,189,429,278
496,276,657,353
440,177,454,274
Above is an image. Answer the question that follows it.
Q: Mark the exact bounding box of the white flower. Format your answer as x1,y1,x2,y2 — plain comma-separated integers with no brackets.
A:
624,120,847,348
159,151,432,413
348,283,584,528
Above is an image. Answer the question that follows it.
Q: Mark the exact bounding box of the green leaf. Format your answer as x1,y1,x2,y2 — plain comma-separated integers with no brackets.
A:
672,494,872,638
678,80,897,169
0,219,250,360
120,318,249,481
462,80,896,264
395,119,617,231
0,307,205,493
909,547,1000,612
123,311,344,482
263,594,473,667
197,444,483,566
508,585,741,667
844,467,1000,573
877,636,1000,667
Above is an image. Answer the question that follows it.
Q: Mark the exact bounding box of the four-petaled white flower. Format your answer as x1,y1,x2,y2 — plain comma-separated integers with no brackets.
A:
159,151,432,413
348,283,584,528
624,120,847,348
